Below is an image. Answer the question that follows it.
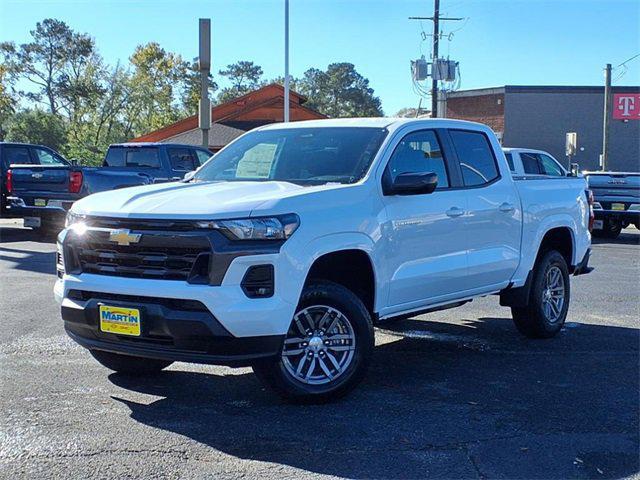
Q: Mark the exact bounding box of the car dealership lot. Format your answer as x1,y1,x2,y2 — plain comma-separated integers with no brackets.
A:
1,218,638,479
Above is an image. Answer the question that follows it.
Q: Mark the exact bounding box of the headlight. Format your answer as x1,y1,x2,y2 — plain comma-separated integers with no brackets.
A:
198,214,300,241
65,211,87,234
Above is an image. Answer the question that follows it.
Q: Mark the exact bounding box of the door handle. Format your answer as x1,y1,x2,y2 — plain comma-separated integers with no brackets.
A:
499,202,515,213
446,207,465,218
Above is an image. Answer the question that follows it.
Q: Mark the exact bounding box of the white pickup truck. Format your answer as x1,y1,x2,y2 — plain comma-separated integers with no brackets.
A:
55,118,593,403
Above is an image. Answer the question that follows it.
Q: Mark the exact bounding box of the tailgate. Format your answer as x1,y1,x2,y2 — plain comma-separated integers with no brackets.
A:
10,165,70,194
586,173,640,202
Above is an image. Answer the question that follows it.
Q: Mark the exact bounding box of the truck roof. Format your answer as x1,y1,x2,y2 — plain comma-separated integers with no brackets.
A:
109,142,208,149
258,117,493,132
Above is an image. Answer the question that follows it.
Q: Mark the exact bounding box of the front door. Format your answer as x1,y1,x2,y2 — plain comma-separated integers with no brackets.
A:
382,129,468,310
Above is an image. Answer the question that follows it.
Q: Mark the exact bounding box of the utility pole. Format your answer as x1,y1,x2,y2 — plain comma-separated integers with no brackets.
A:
601,63,612,171
409,2,462,118
284,0,290,122
198,19,211,148
431,0,440,116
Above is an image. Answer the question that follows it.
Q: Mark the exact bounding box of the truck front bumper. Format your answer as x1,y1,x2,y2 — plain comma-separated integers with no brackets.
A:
60,290,284,366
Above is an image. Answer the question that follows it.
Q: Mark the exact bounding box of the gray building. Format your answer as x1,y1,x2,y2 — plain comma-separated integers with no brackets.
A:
446,85,640,172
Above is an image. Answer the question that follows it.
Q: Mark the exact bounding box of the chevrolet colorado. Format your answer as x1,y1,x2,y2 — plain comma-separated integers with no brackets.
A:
55,118,593,403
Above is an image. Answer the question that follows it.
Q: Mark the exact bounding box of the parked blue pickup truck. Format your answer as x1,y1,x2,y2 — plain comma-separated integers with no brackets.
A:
585,171,640,239
5,142,213,232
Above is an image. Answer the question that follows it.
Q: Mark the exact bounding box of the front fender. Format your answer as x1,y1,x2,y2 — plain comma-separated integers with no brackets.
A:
281,232,381,310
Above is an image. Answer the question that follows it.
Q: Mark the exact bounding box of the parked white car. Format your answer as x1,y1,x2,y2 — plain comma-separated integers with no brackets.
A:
55,118,593,402
503,147,568,177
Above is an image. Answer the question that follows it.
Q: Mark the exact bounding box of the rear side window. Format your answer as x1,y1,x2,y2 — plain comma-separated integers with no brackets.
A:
450,130,499,187
4,146,34,166
387,130,449,188
504,153,515,172
168,148,197,171
103,148,124,167
33,147,67,166
521,153,541,174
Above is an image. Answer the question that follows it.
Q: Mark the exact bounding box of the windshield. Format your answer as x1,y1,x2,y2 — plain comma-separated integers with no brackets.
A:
194,127,388,185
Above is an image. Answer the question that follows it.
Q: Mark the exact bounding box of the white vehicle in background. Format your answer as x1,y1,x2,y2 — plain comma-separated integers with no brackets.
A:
55,118,593,403
502,148,568,177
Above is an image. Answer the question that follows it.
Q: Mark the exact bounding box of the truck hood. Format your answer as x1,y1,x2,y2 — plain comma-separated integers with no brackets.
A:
70,180,340,219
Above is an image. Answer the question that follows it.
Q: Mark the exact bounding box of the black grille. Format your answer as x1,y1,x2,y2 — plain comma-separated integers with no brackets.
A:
83,216,200,231
67,290,209,312
70,221,212,282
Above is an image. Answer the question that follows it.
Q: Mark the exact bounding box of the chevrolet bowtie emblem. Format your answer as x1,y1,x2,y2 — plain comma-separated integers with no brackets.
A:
32,172,43,179
109,229,141,246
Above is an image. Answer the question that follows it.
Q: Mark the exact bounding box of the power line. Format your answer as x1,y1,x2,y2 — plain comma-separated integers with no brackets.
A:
615,52,640,69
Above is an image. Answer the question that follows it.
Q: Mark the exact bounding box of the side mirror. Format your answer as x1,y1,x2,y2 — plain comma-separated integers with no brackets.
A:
569,163,580,177
70,159,79,166
385,172,438,195
183,170,197,182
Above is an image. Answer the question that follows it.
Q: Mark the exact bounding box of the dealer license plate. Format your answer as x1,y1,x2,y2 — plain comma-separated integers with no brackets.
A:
593,220,603,230
99,305,141,336
611,203,625,211
23,216,41,228
34,198,46,207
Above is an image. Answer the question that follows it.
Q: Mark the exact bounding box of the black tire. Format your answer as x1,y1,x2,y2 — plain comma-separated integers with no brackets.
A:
592,220,622,239
252,280,374,404
89,350,173,375
511,250,570,339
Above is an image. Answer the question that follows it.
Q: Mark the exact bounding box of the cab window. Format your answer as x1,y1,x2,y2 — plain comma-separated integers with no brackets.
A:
32,147,67,166
387,130,449,188
539,154,564,176
450,130,499,187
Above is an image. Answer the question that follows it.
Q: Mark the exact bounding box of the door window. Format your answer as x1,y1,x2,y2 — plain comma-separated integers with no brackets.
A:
449,130,499,187
539,154,564,176
195,149,212,166
387,130,449,188
520,152,542,175
3,146,33,166
33,147,67,166
168,148,197,171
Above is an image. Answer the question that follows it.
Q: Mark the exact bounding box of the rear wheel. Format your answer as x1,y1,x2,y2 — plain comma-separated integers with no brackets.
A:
90,350,173,375
511,250,570,339
252,281,374,403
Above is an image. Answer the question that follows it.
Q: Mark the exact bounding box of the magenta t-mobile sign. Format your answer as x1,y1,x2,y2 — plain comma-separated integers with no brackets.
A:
613,93,640,120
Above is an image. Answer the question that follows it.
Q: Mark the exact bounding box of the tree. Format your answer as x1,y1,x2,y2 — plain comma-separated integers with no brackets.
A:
125,42,188,136
394,107,429,118
0,50,19,140
0,19,98,116
297,63,383,118
217,61,264,102
181,59,218,114
4,109,68,151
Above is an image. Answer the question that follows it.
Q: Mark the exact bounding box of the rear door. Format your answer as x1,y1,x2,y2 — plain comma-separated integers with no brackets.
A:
448,129,521,291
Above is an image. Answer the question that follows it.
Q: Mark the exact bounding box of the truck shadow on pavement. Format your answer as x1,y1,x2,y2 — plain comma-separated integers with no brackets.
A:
109,317,639,479
0,245,56,274
0,225,58,244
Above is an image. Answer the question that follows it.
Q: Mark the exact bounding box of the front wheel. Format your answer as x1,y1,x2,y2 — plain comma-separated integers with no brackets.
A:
511,250,570,339
90,350,173,375
252,281,374,404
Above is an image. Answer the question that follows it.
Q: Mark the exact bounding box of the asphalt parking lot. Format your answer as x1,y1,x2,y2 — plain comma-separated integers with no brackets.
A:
1,217,638,479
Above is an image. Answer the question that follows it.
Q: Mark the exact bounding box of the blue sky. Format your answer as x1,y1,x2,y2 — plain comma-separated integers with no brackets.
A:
1,0,639,115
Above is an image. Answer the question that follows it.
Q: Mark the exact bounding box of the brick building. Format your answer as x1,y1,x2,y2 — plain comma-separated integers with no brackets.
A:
132,84,325,151
446,85,640,172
